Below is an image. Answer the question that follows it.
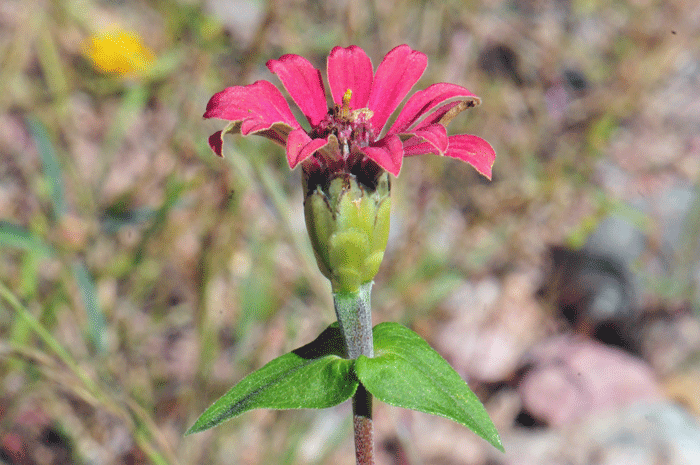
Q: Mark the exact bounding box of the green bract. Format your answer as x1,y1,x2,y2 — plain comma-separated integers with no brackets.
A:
304,172,390,294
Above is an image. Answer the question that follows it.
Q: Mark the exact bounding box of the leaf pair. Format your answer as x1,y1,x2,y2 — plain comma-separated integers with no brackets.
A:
187,322,503,452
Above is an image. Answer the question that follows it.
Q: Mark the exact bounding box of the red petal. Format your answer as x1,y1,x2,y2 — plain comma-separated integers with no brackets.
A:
412,101,460,129
204,80,300,132
443,135,496,179
402,137,435,157
388,83,478,134
286,128,331,169
267,54,328,127
327,45,373,109
411,124,448,155
208,130,225,157
402,134,495,179
366,45,427,134
361,134,404,176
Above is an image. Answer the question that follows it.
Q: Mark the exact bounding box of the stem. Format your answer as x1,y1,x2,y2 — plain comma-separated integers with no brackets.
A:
352,385,374,465
333,283,374,359
333,282,375,465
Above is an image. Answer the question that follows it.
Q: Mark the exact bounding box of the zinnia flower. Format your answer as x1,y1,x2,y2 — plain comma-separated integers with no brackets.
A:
204,44,495,179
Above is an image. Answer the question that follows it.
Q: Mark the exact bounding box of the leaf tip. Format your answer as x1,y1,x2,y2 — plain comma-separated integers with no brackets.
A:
184,422,204,436
490,434,505,453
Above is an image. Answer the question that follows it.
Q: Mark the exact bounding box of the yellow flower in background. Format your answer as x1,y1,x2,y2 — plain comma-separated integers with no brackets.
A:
83,28,155,76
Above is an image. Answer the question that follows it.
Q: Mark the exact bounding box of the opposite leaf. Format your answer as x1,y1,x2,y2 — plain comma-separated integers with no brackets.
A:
187,323,358,434
354,322,503,451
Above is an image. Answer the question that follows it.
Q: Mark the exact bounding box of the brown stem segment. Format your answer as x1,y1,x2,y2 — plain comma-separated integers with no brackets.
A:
353,384,375,465
353,416,375,465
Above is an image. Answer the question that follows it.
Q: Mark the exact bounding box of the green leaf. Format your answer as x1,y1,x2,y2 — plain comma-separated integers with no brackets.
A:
355,323,503,452
186,324,358,435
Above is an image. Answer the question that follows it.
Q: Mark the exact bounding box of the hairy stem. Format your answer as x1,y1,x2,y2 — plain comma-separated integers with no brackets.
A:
333,283,374,359
333,282,375,465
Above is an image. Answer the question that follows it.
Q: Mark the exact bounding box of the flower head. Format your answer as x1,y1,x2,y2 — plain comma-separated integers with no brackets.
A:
206,45,495,292
204,44,495,179
83,28,155,76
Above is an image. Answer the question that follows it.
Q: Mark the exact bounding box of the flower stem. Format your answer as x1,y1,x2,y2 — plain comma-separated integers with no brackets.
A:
352,385,374,465
333,282,375,465
333,283,374,359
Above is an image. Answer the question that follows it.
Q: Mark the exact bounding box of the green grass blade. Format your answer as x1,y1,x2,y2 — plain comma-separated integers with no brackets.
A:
27,118,67,219
72,261,107,354
0,221,55,257
0,280,99,396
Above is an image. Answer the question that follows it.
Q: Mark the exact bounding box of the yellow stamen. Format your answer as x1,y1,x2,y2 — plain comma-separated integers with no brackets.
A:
340,89,352,118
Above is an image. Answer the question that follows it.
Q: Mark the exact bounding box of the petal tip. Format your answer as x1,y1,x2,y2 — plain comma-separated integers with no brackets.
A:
444,135,495,180
208,131,225,157
478,166,493,180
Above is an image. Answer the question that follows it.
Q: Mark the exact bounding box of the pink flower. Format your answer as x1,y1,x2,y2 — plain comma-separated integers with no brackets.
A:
204,44,495,178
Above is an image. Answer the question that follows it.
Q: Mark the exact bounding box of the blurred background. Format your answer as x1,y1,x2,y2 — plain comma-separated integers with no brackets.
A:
1,0,700,464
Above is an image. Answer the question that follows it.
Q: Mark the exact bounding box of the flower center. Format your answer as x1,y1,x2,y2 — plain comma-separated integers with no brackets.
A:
303,89,384,193
313,89,375,158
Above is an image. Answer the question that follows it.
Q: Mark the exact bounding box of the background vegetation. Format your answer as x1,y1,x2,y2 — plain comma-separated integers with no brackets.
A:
1,0,699,464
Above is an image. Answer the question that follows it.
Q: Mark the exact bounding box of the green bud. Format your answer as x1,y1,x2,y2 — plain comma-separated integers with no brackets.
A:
304,172,390,294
